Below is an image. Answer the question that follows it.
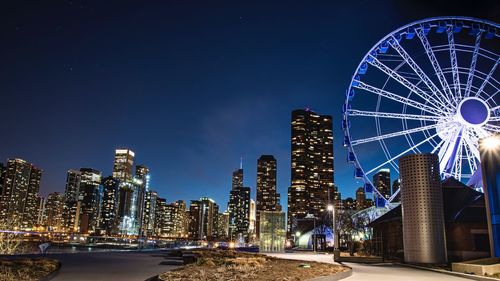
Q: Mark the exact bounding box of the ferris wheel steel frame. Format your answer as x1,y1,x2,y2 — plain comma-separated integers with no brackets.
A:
342,16,499,207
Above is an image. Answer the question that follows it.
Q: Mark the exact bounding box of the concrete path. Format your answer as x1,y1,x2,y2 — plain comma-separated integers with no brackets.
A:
44,250,179,281
267,252,474,281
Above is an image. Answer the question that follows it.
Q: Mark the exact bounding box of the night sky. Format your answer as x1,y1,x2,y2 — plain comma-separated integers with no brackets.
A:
1,1,498,211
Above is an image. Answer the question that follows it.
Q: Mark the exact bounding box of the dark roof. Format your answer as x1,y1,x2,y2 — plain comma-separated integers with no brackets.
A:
370,177,486,226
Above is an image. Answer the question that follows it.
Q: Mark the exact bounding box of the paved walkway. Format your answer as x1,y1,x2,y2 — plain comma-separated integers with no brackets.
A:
267,252,474,281
44,250,179,281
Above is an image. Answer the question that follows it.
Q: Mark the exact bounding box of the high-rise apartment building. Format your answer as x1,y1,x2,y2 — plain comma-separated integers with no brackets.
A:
0,162,6,196
0,159,42,230
189,197,219,240
117,180,139,235
373,168,391,200
112,149,135,182
143,190,158,236
79,168,102,233
100,176,120,235
155,197,168,236
216,211,230,239
63,169,82,232
135,165,149,236
256,155,281,238
227,167,251,240
45,192,65,231
288,109,335,236
355,187,366,211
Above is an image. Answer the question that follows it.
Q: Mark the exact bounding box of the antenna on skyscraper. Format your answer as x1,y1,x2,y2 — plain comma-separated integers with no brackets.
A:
240,156,243,169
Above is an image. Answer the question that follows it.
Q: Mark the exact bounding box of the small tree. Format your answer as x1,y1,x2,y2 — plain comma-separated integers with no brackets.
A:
0,218,25,255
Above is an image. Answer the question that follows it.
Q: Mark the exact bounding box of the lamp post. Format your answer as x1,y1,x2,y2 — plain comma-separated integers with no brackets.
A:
479,134,500,257
328,204,340,261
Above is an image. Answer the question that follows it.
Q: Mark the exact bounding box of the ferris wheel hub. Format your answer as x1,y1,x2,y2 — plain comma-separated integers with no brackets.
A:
457,97,490,127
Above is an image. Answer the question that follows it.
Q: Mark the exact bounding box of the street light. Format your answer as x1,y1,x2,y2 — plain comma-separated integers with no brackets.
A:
328,204,340,261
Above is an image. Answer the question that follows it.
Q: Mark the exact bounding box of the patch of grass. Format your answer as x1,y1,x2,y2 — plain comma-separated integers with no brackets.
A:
159,249,348,281
0,258,60,281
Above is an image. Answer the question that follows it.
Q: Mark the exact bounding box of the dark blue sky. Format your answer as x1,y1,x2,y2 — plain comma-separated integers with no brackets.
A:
0,1,497,210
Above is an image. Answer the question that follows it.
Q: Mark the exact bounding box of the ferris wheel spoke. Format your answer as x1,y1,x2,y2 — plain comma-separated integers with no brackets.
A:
354,81,443,116
491,105,500,114
347,109,442,122
368,57,451,112
464,31,482,98
490,116,500,122
439,127,462,174
484,90,499,103
453,138,464,180
416,27,456,105
447,27,462,101
462,132,478,173
388,37,452,105
462,132,481,161
351,123,440,146
484,123,500,133
365,130,443,175
475,58,499,97
431,138,446,154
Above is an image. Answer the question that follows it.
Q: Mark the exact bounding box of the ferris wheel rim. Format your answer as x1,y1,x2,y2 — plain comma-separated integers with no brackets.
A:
342,16,500,206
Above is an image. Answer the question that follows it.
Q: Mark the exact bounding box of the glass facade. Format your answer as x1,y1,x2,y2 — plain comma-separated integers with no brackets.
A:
259,211,286,252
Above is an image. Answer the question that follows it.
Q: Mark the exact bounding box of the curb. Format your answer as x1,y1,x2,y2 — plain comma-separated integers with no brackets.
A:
308,267,353,281
396,262,499,281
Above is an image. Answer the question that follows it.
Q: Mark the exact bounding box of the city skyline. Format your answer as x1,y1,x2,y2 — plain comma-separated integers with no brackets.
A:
0,1,497,213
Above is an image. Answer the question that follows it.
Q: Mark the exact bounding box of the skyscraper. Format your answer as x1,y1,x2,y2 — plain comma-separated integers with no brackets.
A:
355,187,366,210
79,168,102,233
63,169,82,232
256,155,281,238
112,149,135,182
232,168,243,189
143,190,158,236
45,192,65,231
399,153,447,263
100,176,120,235
0,158,42,230
373,168,391,200
227,166,251,240
135,164,150,236
288,109,335,236
189,197,219,240
0,162,6,196
117,180,139,235
155,197,168,236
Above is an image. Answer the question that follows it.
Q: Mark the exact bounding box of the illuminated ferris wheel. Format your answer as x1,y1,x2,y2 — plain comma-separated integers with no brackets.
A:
342,17,499,206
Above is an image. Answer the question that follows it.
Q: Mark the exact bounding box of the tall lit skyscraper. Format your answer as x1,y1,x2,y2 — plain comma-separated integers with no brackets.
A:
117,180,139,235
373,168,391,200
45,192,65,231
63,169,82,232
143,190,158,236
256,155,281,238
288,109,335,236
155,197,168,236
0,158,42,230
100,176,120,235
79,168,102,233
232,168,243,189
189,197,219,240
0,162,6,196
135,164,150,236
112,149,135,182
